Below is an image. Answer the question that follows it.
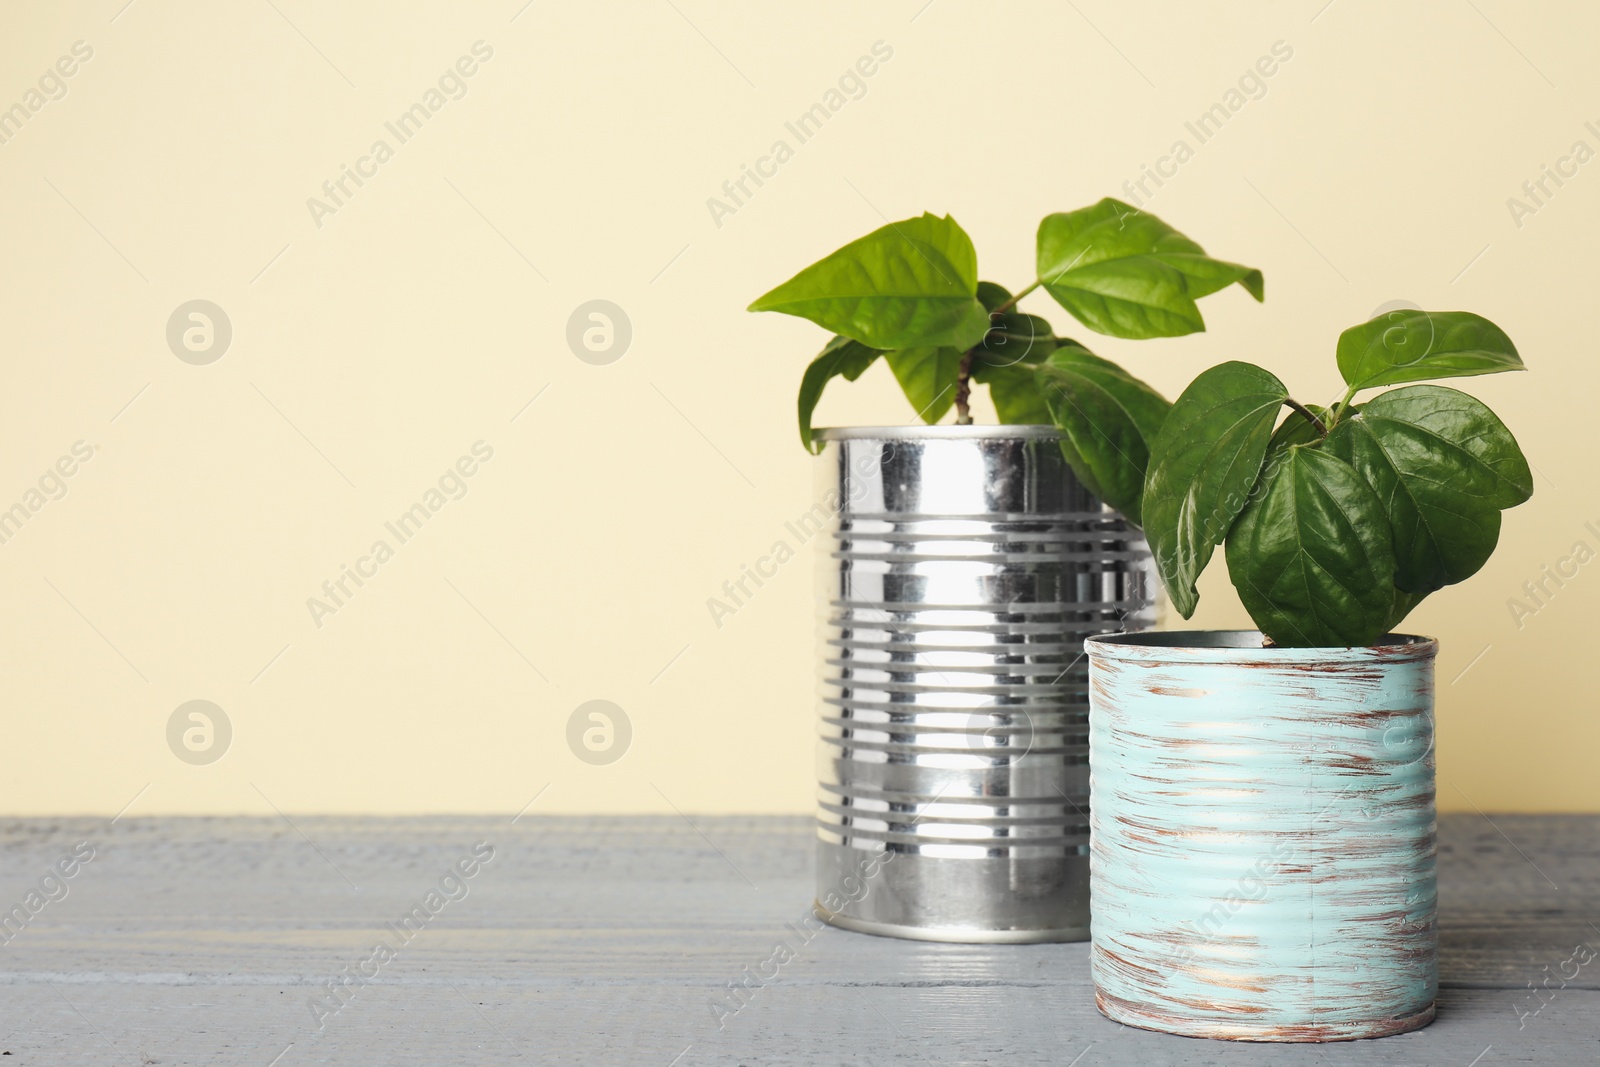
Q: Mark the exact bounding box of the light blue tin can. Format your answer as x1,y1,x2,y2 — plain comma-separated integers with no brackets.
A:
1086,631,1438,1042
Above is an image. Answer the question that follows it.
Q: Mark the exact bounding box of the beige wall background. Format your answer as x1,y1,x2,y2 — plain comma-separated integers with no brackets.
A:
1,1,1594,817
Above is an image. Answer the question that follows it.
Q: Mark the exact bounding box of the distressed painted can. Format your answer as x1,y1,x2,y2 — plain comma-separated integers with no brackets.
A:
1086,630,1438,1041
813,426,1157,942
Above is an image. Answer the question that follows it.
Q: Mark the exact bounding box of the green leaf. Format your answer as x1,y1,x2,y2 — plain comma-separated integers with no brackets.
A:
1035,198,1264,339
1050,347,1171,445
1385,588,1427,632
797,334,881,453
1039,370,1148,523
1268,404,1331,452
886,346,964,424
1036,349,1170,524
749,213,991,351
1225,446,1397,647
975,362,1053,425
1142,362,1291,617
975,312,1056,368
972,283,1058,371
976,281,1013,312
1336,310,1523,392
1324,384,1533,594
1364,386,1533,508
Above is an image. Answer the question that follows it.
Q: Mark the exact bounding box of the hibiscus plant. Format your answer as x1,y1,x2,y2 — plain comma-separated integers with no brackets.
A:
1142,309,1532,647
747,198,1263,525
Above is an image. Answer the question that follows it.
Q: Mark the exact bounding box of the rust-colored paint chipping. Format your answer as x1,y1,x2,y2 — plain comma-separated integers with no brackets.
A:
1086,631,1439,1043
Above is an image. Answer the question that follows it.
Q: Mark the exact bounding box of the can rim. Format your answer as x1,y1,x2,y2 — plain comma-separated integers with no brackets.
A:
1086,629,1438,663
815,424,1062,441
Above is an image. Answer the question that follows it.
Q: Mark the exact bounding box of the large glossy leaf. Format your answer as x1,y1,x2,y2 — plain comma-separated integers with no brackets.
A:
1225,446,1397,647
1036,198,1264,339
1325,385,1533,593
1143,362,1290,617
749,213,991,351
885,347,964,424
1051,347,1171,445
1336,310,1523,392
797,334,881,453
1039,369,1148,523
1036,349,1170,524
974,361,1052,425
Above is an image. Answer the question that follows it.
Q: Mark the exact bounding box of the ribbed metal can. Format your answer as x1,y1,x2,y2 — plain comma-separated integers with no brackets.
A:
812,426,1157,943
1086,631,1438,1041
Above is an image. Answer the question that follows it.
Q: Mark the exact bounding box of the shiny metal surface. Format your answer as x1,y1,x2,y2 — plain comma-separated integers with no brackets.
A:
1087,631,1439,1041
812,426,1156,942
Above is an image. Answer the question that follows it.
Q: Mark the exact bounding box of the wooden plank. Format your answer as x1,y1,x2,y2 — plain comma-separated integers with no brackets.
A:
0,814,1594,1064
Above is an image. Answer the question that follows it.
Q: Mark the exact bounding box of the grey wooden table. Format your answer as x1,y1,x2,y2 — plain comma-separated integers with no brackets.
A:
0,814,1595,1065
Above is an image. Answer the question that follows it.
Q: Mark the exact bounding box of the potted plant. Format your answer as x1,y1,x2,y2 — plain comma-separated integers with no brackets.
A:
1086,308,1531,1038
747,199,1263,942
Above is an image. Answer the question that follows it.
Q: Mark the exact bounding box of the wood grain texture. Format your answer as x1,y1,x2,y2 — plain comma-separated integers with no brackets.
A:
0,814,1595,1065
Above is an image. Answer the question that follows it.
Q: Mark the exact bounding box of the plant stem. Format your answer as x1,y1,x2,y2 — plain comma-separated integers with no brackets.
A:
1283,397,1327,437
1326,384,1361,428
992,279,1041,316
954,349,976,424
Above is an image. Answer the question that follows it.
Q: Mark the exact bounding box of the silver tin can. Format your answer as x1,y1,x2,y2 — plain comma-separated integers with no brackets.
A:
812,426,1157,942
1086,631,1438,1041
